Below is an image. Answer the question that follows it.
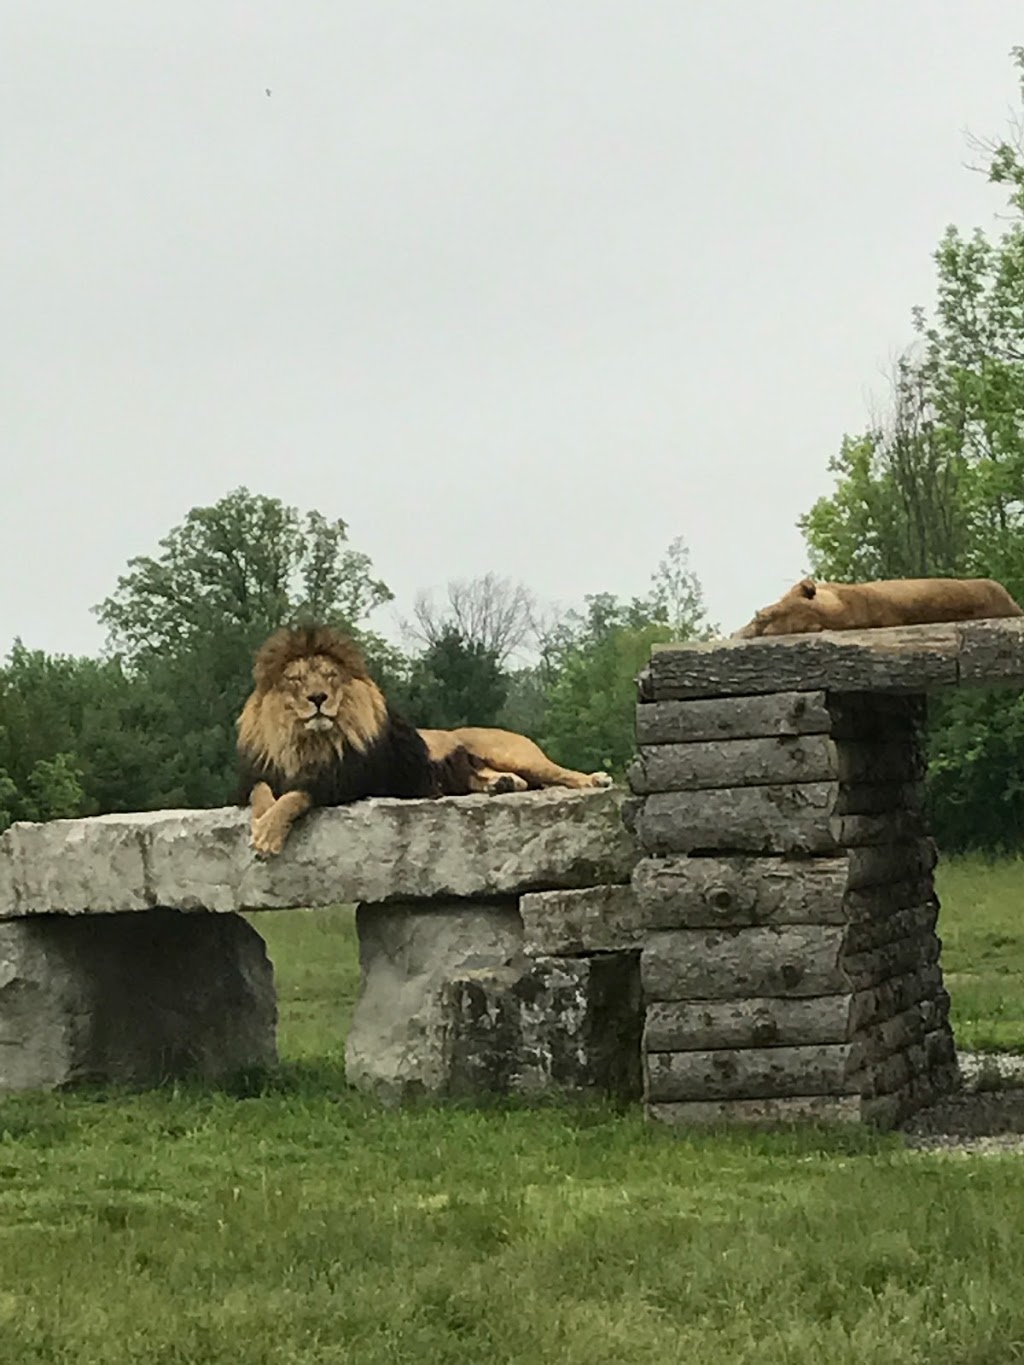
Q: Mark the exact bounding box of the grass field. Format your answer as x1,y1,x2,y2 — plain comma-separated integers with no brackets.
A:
1,858,1024,1363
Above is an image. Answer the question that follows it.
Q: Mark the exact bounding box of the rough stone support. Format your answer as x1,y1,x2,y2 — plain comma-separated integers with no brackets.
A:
344,900,642,1103
0,910,276,1092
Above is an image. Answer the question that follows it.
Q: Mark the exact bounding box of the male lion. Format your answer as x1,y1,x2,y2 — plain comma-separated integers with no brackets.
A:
732,576,1023,638
235,625,478,856
235,625,612,856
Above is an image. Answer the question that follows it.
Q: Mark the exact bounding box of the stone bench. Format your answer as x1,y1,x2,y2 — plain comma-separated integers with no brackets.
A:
0,788,640,1097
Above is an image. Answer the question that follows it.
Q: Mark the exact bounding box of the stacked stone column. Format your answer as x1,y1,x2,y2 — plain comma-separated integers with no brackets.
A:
628,680,959,1128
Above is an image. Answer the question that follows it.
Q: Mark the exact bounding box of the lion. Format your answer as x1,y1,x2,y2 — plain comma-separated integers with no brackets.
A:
732,575,1023,638
417,727,612,795
235,625,479,856
235,625,613,856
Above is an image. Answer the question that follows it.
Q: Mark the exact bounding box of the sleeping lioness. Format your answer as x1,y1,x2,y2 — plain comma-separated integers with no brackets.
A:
733,576,1023,638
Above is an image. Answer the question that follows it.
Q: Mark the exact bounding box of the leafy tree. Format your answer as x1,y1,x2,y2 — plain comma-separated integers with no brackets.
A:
402,628,508,728
800,47,1024,850
94,488,394,806
539,540,713,774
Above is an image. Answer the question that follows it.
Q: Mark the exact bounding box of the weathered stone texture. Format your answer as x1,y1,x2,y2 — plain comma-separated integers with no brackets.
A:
520,884,647,955
0,910,276,1092
641,625,964,700
634,692,832,746
0,788,637,919
636,783,840,856
641,925,848,1001
344,901,642,1102
630,666,958,1131
442,954,642,1100
631,855,850,928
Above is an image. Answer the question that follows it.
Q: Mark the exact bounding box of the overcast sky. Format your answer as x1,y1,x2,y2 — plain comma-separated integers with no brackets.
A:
3,1,1022,657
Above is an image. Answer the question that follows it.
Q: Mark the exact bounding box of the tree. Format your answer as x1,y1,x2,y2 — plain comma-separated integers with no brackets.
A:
94,488,394,806
97,488,392,663
401,628,508,728
409,573,537,665
538,539,713,774
800,47,1024,850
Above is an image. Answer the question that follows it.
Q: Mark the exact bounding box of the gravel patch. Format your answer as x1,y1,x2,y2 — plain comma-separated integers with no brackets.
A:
900,1051,1024,1153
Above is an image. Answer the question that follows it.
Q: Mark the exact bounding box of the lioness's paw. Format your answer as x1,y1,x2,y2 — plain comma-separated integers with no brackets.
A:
588,772,613,788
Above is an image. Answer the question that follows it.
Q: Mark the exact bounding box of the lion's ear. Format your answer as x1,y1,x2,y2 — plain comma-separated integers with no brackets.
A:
797,577,817,600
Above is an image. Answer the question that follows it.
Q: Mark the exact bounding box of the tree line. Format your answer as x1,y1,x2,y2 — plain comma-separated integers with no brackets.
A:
0,488,712,831
7,48,1024,851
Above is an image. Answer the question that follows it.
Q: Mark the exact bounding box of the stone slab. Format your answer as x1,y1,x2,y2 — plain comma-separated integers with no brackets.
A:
635,784,840,856
634,692,832,745
640,623,964,700
644,1043,855,1103
519,884,647,955
644,995,855,1052
0,788,637,918
647,1095,864,1126
631,855,850,928
641,924,848,1000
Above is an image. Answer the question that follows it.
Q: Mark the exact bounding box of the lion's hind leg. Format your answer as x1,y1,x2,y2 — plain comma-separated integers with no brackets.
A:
454,729,613,791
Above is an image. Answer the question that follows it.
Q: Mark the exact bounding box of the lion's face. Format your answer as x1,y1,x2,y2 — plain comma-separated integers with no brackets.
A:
238,626,389,779
750,601,825,636
278,654,350,733
733,578,824,638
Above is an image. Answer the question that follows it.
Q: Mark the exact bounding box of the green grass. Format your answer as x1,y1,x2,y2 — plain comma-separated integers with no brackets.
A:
937,855,1024,1053
1,863,1024,1363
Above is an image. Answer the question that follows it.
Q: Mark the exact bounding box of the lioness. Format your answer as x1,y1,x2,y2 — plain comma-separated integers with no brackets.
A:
733,576,1023,638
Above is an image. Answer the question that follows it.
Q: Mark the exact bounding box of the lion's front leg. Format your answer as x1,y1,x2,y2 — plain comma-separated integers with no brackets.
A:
250,789,312,857
249,781,276,826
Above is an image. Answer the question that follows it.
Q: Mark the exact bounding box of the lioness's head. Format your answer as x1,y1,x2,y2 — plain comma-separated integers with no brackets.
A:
239,626,388,770
732,578,824,638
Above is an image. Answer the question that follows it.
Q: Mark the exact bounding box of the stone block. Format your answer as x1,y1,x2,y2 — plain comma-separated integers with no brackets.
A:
344,900,642,1102
519,884,646,955
0,910,276,1091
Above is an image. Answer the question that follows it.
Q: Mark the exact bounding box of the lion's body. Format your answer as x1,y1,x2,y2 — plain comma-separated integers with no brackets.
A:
733,576,1023,638
417,726,612,794
235,626,476,855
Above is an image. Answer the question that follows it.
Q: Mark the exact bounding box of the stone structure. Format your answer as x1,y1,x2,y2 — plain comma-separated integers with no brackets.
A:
4,617,1023,1123
0,789,642,1098
627,616,1024,1127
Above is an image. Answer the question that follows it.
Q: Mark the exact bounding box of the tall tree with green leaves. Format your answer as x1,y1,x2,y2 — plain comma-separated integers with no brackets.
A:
94,488,394,806
800,47,1024,849
538,539,714,775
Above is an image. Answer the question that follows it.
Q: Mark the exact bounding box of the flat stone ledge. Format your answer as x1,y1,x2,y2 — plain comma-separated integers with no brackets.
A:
0,787,636,918
639,617,1024,701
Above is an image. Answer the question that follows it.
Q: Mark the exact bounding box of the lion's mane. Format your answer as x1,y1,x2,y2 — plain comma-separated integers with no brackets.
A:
234,625,475,807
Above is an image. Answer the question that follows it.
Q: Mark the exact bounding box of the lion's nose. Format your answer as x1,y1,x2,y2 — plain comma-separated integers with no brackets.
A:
307,692,328,709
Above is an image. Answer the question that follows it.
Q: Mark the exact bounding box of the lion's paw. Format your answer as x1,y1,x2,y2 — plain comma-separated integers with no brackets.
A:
588,772,614,788
250,815,286,857
485,773,528,795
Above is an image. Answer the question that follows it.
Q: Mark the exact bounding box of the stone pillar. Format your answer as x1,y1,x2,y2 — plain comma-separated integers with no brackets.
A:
628,689,958,1127
0,909,276,1091
344,899,643,1104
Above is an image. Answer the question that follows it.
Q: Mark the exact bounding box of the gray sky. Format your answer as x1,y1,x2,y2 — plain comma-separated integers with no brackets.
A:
4,1,1022,657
